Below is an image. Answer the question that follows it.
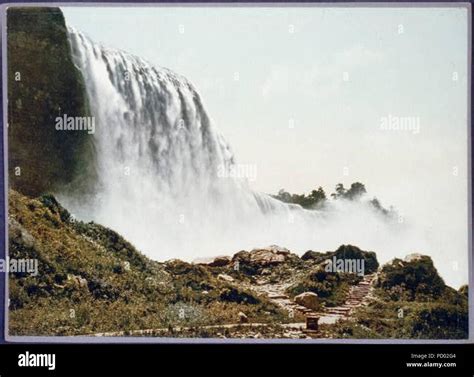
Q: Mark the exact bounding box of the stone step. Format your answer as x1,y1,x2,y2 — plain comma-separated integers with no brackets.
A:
327,308,350,314
326,308,350,312
278,299,295,304
294,305,309,311
330,305,351,310
268,294,289,299
302,273,378,321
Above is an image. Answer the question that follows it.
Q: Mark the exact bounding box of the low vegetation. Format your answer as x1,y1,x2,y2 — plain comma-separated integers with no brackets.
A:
330,256,468,339
8,190,286,336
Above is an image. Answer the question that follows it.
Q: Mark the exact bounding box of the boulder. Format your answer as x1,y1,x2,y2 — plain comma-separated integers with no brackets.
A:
217,273,234,283
9,218,36,249
232,250,251,263
209,256,231,267
230,245,300,275
294,292,320,311
192,256,215,265
249,245,290,266
301,250,325,261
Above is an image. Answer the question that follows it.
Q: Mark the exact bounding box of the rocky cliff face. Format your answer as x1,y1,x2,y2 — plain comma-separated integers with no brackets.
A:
8,7,95,197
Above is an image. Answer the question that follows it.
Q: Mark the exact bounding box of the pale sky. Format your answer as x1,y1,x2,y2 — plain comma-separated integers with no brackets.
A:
61,5,470,287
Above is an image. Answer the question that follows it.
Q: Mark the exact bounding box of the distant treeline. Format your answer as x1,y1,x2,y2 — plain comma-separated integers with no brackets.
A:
272,182,396,217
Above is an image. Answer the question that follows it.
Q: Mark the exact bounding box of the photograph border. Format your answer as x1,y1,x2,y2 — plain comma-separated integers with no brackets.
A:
1,0,472,344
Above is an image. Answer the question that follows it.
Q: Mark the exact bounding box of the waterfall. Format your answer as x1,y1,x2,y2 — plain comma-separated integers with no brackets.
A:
63,27,413,263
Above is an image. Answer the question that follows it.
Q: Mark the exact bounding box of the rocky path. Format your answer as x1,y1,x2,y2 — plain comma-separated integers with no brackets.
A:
85,276,375,339
89,322,298,337
86,274,376,338
316,273,376,324
251,273,377,326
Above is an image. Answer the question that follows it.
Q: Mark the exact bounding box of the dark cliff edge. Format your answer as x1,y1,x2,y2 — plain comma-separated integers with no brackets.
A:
7,7,95,197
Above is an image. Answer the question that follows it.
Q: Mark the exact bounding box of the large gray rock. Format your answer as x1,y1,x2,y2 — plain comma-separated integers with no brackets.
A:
248,245,290,266
294,292,320,311
9,218,36,249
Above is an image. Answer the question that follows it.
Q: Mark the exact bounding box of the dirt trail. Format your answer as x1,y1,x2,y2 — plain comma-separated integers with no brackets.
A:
89,322,305,337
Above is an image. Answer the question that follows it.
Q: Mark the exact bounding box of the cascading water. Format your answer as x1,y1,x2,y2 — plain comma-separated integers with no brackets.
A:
63,27,419,263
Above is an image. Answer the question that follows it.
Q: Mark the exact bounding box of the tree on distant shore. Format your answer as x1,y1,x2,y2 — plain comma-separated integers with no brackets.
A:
273,182,396,218
273,186,327,209
331,182,367,200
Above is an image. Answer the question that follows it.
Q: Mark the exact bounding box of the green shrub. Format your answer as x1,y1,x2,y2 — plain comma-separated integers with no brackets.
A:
376,256,445,301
